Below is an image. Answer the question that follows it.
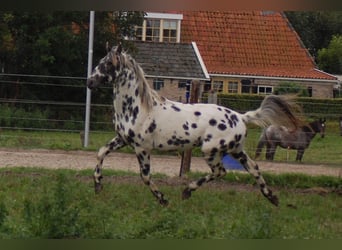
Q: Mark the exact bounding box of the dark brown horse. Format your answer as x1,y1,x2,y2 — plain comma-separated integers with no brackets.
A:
255,118,326,162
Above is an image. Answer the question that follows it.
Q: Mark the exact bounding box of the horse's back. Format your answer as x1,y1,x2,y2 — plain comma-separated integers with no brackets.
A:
142,100,246,153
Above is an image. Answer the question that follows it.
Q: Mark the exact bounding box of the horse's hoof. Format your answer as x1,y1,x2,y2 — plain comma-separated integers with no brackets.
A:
159,199,169,206
269,195,279,206
182,188,192,200
94,182,103,194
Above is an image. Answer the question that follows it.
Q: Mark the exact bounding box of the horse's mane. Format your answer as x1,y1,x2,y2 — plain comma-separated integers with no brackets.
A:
308,120,322,134
302,125,313,133
119,51,164,110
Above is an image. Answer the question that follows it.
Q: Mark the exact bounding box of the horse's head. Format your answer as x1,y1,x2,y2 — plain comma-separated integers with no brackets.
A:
309,118,326,138
87,43,122,90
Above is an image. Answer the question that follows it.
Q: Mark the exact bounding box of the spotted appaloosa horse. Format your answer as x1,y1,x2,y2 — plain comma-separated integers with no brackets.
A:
255,118,326,162
87,44,302,206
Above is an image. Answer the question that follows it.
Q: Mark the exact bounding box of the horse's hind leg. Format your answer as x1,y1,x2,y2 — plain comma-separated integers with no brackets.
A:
182,150,226,200
233,151,279,206
135,148,168,206
94,136,125,193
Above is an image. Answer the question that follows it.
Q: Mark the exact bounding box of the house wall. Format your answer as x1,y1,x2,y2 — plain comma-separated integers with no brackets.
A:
146,78,207,102
210,76,336,98
146,77,335,101
254,78,335,98
146,78,187,102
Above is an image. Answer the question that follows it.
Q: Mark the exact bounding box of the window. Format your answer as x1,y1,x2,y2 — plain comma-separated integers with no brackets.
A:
162,20,177,42
178,79,188,89
135,12,182,43
228,81,238,93
145,19,160,42
241,79,252,93
213,81,223,93
153,78,164,90
258,85,273,95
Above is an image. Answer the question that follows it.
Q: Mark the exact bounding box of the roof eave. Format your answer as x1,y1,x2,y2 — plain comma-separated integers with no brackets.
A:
191,41,210,79
145,74,209,81
210,73,338,83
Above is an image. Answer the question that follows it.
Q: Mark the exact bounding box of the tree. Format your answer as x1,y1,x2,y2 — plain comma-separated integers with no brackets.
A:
317,35,342,74
0,11,144,76
285,11,342,59
0,11,144,101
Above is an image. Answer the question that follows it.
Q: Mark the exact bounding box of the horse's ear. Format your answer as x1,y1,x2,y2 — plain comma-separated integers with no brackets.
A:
106,41,111,53
116,42,122,54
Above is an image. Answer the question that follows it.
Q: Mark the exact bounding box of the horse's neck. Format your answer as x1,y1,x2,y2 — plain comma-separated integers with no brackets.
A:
308,122,320,134
302,125,316,139
112,67,156,120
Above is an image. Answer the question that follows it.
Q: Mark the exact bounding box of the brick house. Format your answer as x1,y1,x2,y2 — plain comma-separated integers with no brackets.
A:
133,11,338,100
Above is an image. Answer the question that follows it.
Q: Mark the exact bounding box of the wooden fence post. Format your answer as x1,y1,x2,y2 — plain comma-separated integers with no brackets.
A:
179,80,200,176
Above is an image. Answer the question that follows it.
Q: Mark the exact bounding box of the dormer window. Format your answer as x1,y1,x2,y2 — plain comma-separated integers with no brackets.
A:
135,12,183,43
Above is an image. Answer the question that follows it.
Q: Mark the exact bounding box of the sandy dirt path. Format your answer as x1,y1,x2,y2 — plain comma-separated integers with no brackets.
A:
0,148,340,177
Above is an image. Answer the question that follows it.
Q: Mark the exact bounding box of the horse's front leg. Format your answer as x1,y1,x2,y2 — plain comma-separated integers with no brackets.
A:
94,136,126,193
296,148,305,162
135,148,168,206
266,144,276,160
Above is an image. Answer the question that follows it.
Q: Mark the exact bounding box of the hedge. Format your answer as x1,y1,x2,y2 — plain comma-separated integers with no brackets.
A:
203,94,342,119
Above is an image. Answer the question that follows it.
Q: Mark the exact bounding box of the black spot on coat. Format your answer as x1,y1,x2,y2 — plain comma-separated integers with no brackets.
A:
148,120,157,133
209,119,217,126
171,105,181,112
218,123,227,131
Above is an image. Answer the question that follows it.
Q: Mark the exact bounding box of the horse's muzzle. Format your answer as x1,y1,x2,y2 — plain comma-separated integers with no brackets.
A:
87,78,96,90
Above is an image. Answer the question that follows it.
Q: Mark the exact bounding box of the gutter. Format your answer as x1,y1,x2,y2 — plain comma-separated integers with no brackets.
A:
144,74,209,81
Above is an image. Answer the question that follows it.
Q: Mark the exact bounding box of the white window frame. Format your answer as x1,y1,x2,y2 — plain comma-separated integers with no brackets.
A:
228,81,238,93
153,78,164,91
135,12,183,43
258,85,273,95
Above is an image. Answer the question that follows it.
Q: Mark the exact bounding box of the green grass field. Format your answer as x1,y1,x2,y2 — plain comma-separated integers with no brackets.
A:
0,122,341,239
0,168,340,239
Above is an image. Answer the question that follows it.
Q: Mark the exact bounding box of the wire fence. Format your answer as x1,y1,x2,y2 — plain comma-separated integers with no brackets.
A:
0,73,114,131
0,73,341,161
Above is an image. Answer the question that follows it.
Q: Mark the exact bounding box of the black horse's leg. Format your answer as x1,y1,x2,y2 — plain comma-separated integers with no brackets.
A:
296,148,305,162
267,144,276,160
135,148,168,206
265,144,271,160
265,143,273,160
94,136,126,193
233,151,279,206
182,150,226,200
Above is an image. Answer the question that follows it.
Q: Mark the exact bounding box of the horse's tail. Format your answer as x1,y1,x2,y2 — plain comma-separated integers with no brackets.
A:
255,130,266,159
241,95,302,130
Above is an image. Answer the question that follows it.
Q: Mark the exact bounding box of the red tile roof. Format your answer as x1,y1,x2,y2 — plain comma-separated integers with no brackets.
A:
178,11,337,81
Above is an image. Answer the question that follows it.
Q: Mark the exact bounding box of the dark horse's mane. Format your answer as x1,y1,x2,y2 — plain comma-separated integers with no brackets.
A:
302,124,313,133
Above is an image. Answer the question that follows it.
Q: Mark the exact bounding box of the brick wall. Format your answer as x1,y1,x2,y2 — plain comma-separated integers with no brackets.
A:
146,77,336,101
146,78,186,102
254,78,335,98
